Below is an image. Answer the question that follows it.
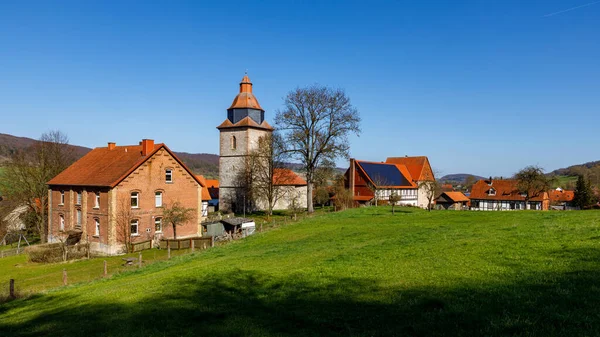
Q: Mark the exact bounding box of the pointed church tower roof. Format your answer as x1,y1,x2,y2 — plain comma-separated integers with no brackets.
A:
228,73,264,111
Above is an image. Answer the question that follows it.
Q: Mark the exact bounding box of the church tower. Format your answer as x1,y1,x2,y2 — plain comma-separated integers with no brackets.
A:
217,74,273,212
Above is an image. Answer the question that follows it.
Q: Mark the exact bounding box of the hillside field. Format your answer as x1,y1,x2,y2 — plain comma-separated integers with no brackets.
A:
2,208,600,336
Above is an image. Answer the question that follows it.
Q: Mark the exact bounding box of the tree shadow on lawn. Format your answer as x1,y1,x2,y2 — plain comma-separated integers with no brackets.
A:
2,249,600,337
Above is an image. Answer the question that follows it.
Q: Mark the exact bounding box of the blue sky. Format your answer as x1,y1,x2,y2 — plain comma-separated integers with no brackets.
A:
1,0,599,178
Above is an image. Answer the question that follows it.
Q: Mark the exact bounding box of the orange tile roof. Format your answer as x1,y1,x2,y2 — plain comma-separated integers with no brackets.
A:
442,192,470,203
273,168,307,186
48,142,204,188
385,156,435,181
196,175,212,201
549,189,575,203
217,116,273,131
205,179,219,188
228,74,264,111
469,179,547,202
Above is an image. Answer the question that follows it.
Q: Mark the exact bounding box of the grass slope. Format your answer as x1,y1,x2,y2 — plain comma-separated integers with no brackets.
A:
2,208,600,336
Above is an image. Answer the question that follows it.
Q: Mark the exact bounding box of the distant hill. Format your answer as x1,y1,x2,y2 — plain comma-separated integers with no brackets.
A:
439,173,486,184
549,160,600,176
0,133,220,178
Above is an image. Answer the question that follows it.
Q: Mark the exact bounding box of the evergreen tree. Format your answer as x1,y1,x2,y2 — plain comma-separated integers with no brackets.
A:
573,175,592,209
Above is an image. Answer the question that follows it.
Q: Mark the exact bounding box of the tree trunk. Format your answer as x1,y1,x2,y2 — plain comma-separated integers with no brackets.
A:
307,183,314,213
173,223,177,239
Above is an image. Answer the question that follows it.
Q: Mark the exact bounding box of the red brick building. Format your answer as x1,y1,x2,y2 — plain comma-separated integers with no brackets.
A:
47,139,207,255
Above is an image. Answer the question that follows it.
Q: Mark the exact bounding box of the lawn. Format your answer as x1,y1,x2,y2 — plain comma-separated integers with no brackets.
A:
2,207,600,336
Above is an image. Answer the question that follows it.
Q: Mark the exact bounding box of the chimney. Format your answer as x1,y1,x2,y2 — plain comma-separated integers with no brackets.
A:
108,142,116,150
349,158,356,197
141,139,154,156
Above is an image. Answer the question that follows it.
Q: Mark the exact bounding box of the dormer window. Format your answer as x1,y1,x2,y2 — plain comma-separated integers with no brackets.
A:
488,188,496,196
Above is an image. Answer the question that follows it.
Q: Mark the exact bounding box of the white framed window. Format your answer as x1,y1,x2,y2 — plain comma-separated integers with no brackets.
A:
165,169,173,183
202,201,208,217
155,217,162,233
94,192,100,208
131,219,139,236
59,214,65,231
60,191,65,205
94,218,100,236
155,191,163,207
76,209,82,226
488,188,496,196
131,192,139,208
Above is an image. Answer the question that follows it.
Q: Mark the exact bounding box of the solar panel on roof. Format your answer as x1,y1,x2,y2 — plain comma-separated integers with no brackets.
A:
359,162,411,187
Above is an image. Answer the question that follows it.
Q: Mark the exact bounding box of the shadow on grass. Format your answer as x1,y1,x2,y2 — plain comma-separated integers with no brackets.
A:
2,249,600,336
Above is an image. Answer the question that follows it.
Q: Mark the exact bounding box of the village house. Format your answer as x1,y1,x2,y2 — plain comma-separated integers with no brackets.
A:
47,139,208,255
435,191,470,210
548,187,576,210
469,178,550,211
260,168,308,211
345,156,435,208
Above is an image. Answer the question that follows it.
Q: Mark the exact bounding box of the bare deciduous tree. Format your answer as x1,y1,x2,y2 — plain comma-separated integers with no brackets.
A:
162,201,195,239
389,191,401,214
515,166,553,209
247,133,290,218
275,85,361,213
418,180,440,212
115,199,134,253
332,174,353,211
0,130,75,242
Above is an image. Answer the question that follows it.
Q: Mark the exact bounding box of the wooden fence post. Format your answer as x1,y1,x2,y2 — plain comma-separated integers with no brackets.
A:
138,252,142,268
1,249,3,258
103,260,107,277
62,269,67,286
210,236,214,248
191,239,195,252
167,241,171,259
9,279,15,299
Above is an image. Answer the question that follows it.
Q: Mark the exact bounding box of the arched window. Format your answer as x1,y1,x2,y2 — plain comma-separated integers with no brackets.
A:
59,214,65,231
231,136,237,150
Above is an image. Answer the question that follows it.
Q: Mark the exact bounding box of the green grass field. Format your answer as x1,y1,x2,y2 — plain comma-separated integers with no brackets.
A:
551,175,578,188
2,207,600,336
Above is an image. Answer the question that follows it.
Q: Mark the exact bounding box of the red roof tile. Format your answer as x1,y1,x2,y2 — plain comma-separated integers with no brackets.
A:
273,168,307,186
469,179,547,202
217,116,273,131
196,175,212,201
48,142,204,188
549,189,575,203
385,156,435,181
228,74,264,111
205,179,219,188
442,192,470,203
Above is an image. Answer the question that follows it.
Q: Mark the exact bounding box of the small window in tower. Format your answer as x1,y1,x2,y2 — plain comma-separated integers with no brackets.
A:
231,136,237,150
